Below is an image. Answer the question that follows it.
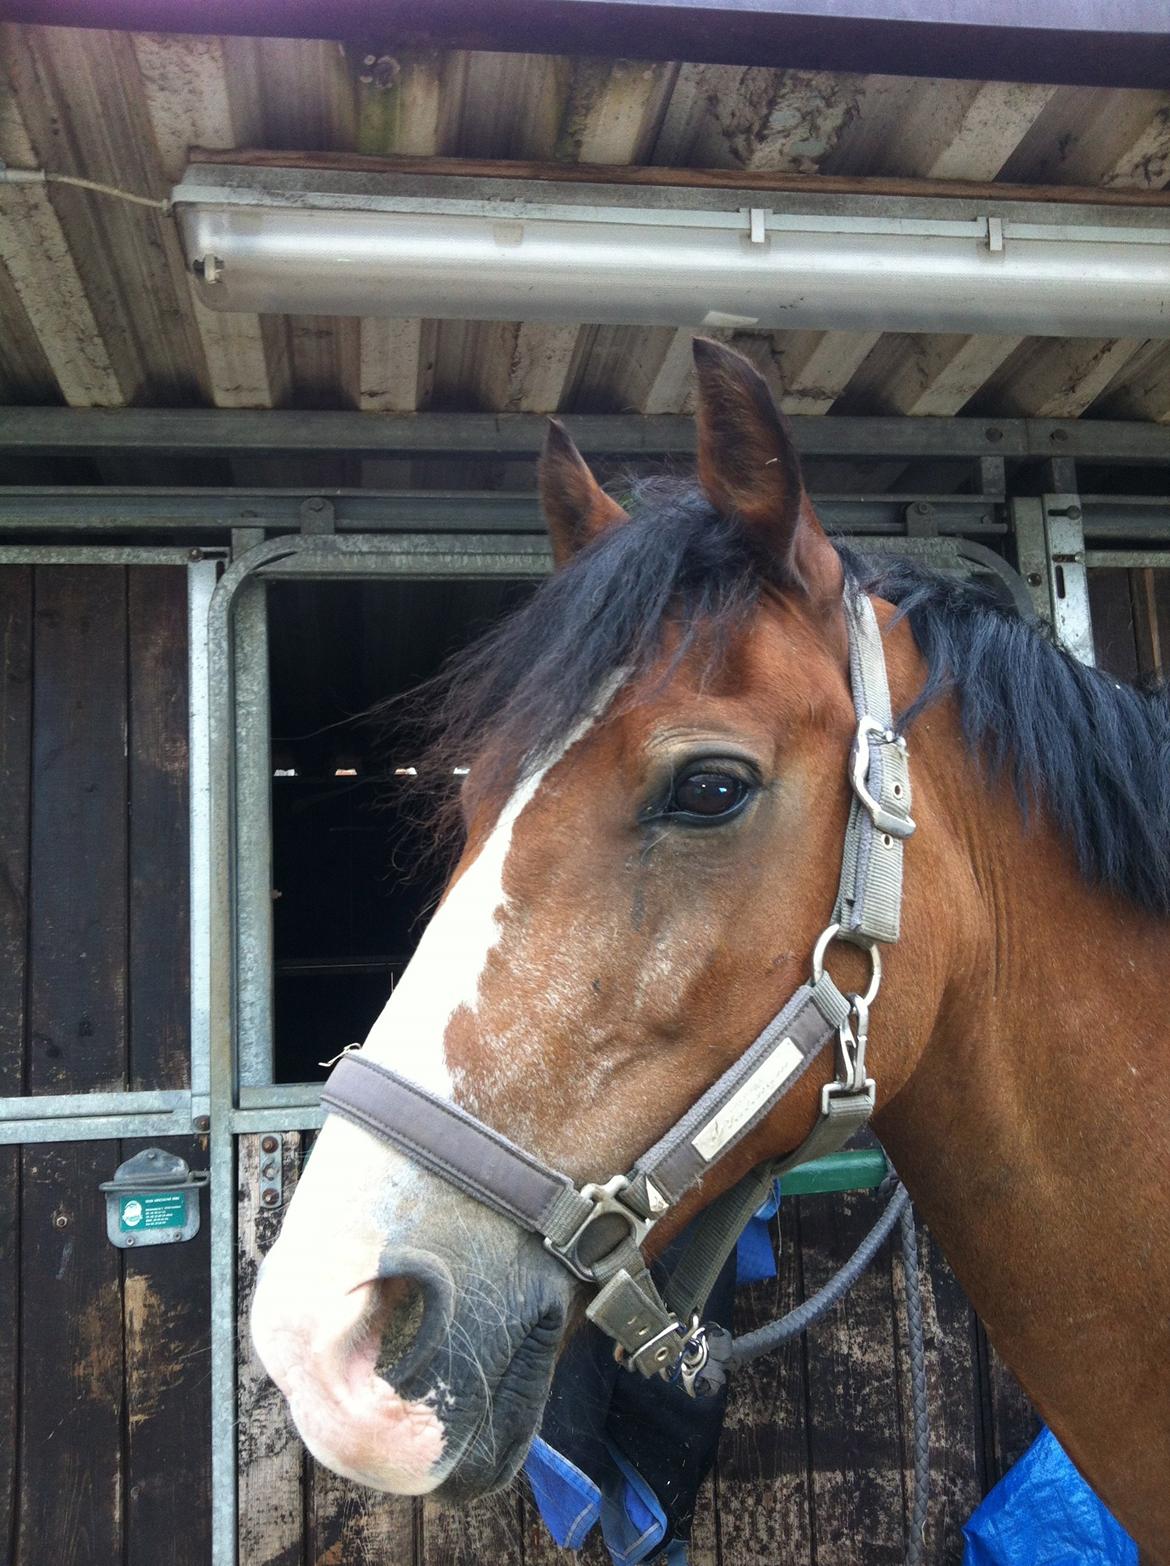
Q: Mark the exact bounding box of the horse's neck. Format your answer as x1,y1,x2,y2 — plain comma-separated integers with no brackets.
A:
873,734,1170,1556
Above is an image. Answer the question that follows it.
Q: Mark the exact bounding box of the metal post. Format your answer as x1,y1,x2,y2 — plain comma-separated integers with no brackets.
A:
207,560,241,1566
234,577,275,1088
189,559,218,1126
1010,497,1055,625
1043,493,1096,665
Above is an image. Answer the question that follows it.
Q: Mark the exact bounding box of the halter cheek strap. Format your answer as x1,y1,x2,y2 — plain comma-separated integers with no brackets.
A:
321,586,914,1391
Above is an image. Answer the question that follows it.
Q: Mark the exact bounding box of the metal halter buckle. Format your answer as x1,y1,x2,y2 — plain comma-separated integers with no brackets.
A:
624,1314,711,1389
850,715,915,838
674,1317,712,1397
543,1174,652,1283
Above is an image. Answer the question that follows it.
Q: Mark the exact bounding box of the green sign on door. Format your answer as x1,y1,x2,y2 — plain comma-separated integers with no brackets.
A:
119,1190,188,1232
102,1149,207,1249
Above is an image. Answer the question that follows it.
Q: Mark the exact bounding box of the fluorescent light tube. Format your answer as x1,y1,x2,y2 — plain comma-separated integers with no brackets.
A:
174,165,1170,338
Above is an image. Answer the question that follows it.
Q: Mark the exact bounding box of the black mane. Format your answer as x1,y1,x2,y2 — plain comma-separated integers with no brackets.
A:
415,477,1170,915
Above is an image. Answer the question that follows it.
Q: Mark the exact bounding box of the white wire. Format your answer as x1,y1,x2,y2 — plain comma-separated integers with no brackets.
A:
0,166,170,214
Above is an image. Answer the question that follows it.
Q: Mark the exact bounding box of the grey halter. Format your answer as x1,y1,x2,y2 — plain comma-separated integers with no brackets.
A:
322,587,914,1393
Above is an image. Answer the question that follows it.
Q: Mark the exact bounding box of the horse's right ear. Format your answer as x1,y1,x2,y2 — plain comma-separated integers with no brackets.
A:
692,337,842,604
539,419,629,568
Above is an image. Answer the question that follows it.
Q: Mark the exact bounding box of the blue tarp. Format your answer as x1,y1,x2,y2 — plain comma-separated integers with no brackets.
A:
962,1427,1137,1566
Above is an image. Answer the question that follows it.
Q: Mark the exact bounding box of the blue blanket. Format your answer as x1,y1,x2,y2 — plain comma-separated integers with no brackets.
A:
962,1427,1137,1566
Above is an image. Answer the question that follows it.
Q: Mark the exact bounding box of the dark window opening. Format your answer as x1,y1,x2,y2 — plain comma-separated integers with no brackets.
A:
266,577,535,1083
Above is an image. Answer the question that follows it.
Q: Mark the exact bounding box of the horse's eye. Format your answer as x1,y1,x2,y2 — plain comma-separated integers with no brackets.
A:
668,771,751,821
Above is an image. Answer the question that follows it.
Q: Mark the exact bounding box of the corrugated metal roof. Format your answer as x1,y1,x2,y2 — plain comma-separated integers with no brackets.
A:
2,24,1170,422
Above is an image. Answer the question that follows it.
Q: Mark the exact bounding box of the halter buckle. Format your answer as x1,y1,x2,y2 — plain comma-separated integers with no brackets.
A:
851,715,916,838
543,1173,653,1283
624,1313,730,1396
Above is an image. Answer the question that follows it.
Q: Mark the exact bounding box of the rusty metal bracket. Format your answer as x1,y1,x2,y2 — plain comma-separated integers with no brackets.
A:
259,1133,284,1210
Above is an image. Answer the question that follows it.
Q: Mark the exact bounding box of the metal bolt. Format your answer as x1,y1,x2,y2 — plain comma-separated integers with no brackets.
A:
125,1235,136,1246
53,1212,68,1230
188,548,203,562
194,1115,210,1133
305,497,327,513
1051,428,1069,443
261,1135,279,1154
262,1189,280,1207
985,427,1003,443
913,502,931,515
146,1149,159,1160
1027,572,1043,586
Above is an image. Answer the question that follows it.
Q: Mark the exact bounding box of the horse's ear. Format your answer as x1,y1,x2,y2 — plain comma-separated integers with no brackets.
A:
539,419,629,568
692,337,842,602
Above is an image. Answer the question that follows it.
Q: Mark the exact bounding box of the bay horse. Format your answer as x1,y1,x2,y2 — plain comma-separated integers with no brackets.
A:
252,338,1170,1561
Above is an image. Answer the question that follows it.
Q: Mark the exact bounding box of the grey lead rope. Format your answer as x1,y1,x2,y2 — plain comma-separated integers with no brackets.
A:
900,1193,930,1566
723,1178,930,1566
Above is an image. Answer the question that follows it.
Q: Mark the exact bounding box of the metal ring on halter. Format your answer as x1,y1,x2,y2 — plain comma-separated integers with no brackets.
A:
811,922,882,1009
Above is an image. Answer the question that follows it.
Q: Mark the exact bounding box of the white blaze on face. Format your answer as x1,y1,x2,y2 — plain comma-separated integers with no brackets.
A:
358,769,544,1096
360,687,621,1098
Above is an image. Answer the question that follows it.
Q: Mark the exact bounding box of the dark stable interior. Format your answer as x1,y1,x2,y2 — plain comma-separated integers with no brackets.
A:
267,577,534,1083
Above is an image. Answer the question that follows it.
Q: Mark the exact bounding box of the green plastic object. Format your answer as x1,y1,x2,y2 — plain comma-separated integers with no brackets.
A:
779,1148,889,1196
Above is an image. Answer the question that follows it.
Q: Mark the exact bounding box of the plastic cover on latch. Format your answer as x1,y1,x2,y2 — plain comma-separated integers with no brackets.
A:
962,1427,1137,1566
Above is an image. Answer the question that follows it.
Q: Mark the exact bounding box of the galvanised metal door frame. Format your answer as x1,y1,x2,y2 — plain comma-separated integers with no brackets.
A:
0,546,219,1147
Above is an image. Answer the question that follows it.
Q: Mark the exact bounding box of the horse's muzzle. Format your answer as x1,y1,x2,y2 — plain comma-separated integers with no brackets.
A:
252,1226,571,1497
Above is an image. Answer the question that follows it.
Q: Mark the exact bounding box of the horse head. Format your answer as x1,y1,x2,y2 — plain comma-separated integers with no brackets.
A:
249,337,953,1497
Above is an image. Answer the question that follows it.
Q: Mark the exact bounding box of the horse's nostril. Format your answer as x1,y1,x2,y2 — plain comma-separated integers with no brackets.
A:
375,1277,424,1380
372,1247,456,1393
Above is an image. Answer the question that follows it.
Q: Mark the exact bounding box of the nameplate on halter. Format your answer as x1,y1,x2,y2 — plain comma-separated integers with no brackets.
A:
691,1038,801,1162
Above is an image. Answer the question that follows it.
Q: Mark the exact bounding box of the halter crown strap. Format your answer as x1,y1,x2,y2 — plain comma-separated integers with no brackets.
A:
319,583,912,1388
834,592,915,944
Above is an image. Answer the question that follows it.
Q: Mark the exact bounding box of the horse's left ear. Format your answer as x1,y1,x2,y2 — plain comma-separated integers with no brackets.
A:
539,419,630,568
693,337,843,602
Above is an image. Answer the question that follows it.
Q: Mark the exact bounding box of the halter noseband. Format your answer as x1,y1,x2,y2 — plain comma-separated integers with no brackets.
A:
322,587,914,1394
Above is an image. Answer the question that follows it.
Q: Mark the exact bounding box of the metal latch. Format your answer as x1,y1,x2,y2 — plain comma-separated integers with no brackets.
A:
100,1147,208,1248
